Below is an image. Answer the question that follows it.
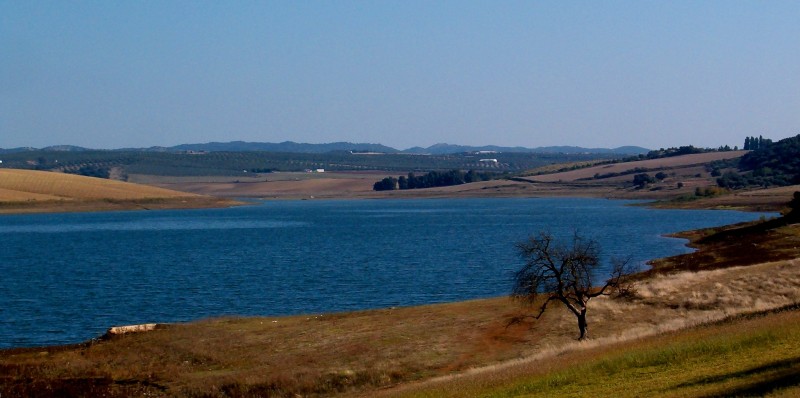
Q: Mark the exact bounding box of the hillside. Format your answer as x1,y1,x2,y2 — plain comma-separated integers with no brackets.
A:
0,169,237,213
524,151,746,182
0,149,621,177
136,151,800,212
718,133,800,189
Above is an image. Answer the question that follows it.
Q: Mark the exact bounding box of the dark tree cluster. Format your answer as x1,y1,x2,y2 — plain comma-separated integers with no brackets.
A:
630,145,709,162
632,173,655,188
373,170,497,191
373,177,398,191
743,135,772,151
718,134,800,189
65,165,111,179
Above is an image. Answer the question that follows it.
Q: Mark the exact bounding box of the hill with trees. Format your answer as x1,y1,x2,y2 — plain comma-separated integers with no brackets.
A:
717,134,800,189
1,141,650,156
0,149,622,179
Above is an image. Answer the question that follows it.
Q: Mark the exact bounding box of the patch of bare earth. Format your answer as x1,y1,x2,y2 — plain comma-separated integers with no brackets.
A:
138,172,380,199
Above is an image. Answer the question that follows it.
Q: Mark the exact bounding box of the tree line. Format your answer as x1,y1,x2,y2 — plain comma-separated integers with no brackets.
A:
743,135,772,151
373,170,500,191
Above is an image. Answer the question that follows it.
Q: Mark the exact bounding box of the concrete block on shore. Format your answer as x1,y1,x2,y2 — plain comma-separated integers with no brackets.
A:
105,323,160,337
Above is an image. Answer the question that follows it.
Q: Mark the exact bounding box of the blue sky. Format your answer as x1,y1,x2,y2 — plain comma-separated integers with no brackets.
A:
2,1,799,150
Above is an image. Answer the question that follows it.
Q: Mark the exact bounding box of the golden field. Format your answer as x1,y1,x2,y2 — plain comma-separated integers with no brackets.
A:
0,168,238,213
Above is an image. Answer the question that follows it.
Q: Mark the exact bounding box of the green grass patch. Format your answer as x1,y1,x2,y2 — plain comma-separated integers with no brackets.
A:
404,308,800,398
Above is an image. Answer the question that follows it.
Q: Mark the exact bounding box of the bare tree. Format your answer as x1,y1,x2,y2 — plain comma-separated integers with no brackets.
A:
511,231,632,340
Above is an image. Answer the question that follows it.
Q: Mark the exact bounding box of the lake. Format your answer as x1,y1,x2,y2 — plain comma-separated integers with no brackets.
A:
0,198,773,348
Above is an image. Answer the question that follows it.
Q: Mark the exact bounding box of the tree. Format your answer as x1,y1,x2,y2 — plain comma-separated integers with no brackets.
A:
372,177,397,191
398,175,408,190
511,231,632,340
632,173,655,188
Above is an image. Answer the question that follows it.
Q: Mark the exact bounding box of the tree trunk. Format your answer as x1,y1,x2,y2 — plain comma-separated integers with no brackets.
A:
577,309,588,340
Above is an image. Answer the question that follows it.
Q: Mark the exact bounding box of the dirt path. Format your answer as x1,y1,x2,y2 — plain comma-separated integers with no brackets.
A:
371,258,800,396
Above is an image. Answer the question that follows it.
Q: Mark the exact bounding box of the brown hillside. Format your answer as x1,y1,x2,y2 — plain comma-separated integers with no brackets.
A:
527,151,746,182
0,169,201,201
0,169,237,213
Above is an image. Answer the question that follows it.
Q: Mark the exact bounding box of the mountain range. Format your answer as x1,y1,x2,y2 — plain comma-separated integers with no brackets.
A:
0,141,650,155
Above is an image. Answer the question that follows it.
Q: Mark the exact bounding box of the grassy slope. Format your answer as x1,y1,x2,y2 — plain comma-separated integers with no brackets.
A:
391,306,800,398
0,169,200,200
524,151,745,182
0,168,238,213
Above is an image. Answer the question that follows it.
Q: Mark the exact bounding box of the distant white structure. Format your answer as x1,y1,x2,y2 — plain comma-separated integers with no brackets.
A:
479,158,498,164
476,150,498,154
316,169,325,173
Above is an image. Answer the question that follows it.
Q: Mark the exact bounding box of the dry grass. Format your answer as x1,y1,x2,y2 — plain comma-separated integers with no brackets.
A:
387,305,800,398
658,184,800,212
377,255,800,396
647,221,800,275
0,169,201,201
0,169,240,214
0,299,539,397
0,186,64,201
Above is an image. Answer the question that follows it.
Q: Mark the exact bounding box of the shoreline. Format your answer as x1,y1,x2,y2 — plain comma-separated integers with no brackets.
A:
0,196,244,215
0,191,782,216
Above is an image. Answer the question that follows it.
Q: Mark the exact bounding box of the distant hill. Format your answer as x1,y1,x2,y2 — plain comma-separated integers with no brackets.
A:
0,147,38,154
397,143,650,155
1,141,650,155
40,145,90,152
166,141,400,154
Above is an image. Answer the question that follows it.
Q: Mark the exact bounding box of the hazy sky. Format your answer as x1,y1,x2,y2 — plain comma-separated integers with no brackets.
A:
2,1,799,150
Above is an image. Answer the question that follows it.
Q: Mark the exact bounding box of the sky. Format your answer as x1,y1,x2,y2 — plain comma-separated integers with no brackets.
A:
1,1,799,150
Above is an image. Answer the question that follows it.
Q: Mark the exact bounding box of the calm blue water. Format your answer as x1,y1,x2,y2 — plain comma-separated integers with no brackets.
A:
0,198,773,348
